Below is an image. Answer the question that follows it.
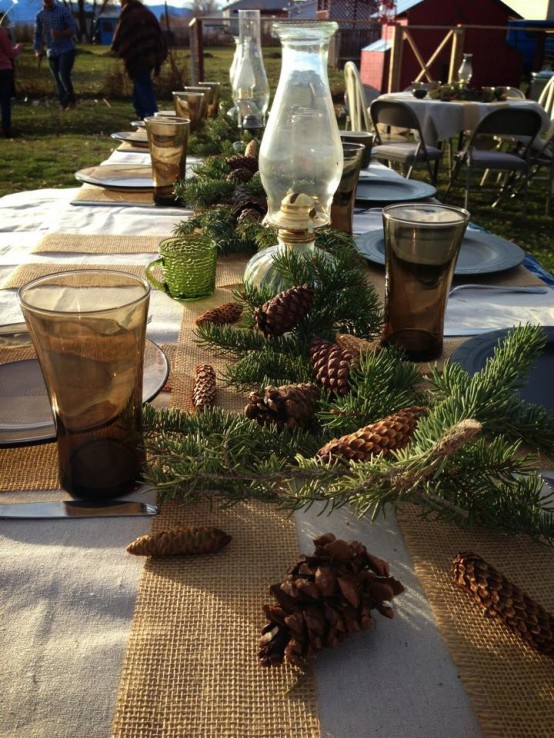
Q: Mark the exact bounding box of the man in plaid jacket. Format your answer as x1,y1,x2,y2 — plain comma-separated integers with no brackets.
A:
33,0,77,110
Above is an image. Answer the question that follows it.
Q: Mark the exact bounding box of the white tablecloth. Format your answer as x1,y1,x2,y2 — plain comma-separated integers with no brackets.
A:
0,153,490,738
377,93,550,145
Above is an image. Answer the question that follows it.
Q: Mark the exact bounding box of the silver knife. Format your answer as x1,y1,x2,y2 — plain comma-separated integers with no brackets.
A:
0,499,158,519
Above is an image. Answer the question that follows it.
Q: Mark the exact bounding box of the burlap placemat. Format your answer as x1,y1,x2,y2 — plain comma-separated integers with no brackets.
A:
396,506,554,738
117,142,150,154
1,263,148,289
71,185,155,207
32,233,161,255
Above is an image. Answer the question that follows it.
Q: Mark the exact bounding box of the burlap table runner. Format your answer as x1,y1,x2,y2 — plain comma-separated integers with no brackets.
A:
112,255,321,737
32,233,161,255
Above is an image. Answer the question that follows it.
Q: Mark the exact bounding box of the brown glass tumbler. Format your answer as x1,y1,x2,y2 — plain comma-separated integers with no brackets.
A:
144,115,189,207
382,203,469,361
330,142,365,234
19,270,151,501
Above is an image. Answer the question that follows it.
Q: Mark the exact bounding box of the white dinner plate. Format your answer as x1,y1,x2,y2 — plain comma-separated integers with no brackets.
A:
355,177,437,204
111,130,149,147
0,339,169,446
355,227,525,276
75,164,154,190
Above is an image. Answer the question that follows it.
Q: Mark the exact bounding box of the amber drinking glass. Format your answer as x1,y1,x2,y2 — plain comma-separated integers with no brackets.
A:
382,203,470,361
330,142,365,234
19,270,151,501
173,91,207,132
144,115,189,206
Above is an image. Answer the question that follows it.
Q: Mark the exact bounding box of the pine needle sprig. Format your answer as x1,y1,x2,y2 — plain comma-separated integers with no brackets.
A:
220,346,315,390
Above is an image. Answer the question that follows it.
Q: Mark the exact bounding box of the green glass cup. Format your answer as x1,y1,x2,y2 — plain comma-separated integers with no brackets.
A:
146,235,218,301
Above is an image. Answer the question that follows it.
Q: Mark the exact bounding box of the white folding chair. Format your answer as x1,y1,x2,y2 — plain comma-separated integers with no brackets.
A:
343,61,372,132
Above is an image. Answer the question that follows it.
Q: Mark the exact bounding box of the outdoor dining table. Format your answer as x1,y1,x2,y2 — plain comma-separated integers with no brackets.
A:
376,91,551,146
1,146,553,738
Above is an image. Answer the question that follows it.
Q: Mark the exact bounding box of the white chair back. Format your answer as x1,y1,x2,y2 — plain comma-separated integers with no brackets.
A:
538,75,554,121
344,62,372,132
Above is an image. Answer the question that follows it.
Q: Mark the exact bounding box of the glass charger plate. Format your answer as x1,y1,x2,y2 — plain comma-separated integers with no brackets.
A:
355,178,437,204
111,130,149,147
0,339,169,447
75,164,154,190
451,327,554,411
355,227,525,276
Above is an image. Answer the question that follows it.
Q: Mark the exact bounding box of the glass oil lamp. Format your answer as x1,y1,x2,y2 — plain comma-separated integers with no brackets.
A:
458,53,473,86
231,10,270,131
258,22,343,228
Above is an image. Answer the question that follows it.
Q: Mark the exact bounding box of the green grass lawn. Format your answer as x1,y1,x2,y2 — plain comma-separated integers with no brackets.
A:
2,44,553,272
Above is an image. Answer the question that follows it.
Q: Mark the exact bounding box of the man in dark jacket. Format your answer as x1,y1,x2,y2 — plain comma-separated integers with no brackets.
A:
111,0,167,120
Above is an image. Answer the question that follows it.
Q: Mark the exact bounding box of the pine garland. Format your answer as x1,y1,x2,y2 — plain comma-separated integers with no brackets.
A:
143,324,554,543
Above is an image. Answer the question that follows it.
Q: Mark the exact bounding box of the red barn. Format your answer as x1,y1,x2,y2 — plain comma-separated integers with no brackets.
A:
359,0,523,92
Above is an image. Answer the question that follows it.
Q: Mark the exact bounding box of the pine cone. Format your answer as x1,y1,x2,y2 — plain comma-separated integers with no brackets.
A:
227,167,253,184
226,154,258,173
259,533,405,667
452,552,554,658
254,284,315,338
237,207,264,225
335,334,381,365
245,383,320,430
316,406,427,462
245,139,258,158
195,302,243,327
127,526,232,557
310,337,352,396
192,364,217,410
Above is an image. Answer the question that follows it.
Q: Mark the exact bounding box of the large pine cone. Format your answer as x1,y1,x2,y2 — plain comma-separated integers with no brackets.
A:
310,337,352,396
316,406,427,462
254,284,315,338
453,552,554,658
237,207,264,225
259,533,405,667
245,383,320,430
335,333,381,365
226,154,258,173
227,167,253,184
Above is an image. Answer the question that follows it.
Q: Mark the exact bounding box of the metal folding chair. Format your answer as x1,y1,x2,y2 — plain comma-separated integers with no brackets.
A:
369,99,443,184
444,107,543,212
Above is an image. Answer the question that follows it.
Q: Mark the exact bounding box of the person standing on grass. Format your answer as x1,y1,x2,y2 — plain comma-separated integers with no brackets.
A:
111,0,167,120
33,0,77,110
0,18,22,138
